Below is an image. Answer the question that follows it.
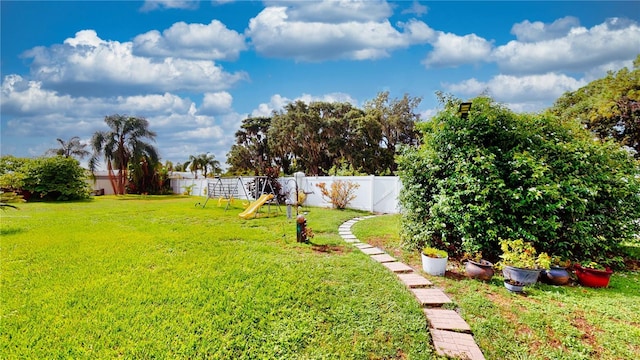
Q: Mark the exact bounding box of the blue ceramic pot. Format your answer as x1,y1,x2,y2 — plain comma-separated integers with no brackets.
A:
502,265,541,286
540,266,571,286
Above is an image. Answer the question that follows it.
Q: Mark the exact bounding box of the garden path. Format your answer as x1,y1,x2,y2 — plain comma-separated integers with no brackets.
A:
340,217,485,360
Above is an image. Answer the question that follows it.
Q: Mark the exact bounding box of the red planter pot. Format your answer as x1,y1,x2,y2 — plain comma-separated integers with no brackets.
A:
574,265,613,288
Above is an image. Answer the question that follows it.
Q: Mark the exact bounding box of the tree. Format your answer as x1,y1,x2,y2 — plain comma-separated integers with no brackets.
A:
268,101,364,175
164,160,174,172
363,92,422,174
1,155,90,201
25,157,92,201
89,114,158,195
0,155,27,191
314,102,364,173
549,55,640,158
227,116,274,175
398,95,640,267
184,155,201,178
46,136,90,160
127,155,171,195
185,153,221,178
230,95,421,176
172,162,186,172
268,102,306,173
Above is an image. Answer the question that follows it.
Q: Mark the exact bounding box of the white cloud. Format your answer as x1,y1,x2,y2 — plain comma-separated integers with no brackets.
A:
250,92,358,117
402,1,428,17
422,32,493,68
0,74,238,164
419,17,638,74
419,107,439,121
246,5,430,61
444,72,586,111
117,93,194,115
511,16,580,42
22,30,248,96
494,17,640,74
270,0,393,23
251,94,292,117
583,58,635,81
1,75,75,116
295,92,358,105
2,75,201,131
173,125,224,140
200,91,234,115
133,20,247,60
402,19,437,43
140,0,199,12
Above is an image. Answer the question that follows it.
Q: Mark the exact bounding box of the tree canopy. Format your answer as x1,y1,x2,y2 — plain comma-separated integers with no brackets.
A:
46,136,90,160
549,54,640,158
226,92,422,176
227,116,273,175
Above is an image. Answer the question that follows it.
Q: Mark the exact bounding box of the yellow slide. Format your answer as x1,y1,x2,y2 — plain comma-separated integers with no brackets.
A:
238,194,274,219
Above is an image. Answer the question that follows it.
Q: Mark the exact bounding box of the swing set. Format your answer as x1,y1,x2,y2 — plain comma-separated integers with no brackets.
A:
195,176,282,218
195,176,250,210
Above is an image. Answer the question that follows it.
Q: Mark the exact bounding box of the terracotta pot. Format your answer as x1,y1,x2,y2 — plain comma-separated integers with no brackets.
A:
575,265,613,288
465,260,494,281
502,265,541,286
540,266,571,286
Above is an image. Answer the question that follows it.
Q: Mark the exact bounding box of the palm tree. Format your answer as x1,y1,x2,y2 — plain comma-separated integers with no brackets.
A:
198,153,221,177
185,154,202,179
173,162,186,172
0,191,24,210
89,114,158,195
185,153,221,178
47,136,90,159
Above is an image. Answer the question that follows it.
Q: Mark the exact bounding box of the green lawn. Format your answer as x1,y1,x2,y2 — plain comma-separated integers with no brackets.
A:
352,214,640,360
1,196,432,359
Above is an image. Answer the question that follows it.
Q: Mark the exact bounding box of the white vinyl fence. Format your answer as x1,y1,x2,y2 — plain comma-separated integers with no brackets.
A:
171,174,403,214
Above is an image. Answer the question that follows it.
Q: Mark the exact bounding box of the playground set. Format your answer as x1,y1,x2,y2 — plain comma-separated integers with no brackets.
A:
194,175,315,242
195,176,283,219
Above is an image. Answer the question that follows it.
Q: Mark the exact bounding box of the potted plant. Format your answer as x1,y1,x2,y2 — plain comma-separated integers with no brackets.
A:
574,261,613,288
499,239,551,286
503,279,525,293
540,257,572,286
421,247,448,276
463,252,494,281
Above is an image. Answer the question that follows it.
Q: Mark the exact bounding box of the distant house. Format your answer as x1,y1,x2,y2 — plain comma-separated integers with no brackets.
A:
87,171,119,195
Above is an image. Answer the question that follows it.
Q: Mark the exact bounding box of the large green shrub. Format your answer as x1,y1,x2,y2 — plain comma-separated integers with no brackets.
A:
2,156,91,201
0,156,28,190
398,96,640,265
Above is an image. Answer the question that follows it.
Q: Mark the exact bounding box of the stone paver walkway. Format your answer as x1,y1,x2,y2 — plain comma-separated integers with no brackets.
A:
397,272,432,288
339,216,485,360
370,253,396,263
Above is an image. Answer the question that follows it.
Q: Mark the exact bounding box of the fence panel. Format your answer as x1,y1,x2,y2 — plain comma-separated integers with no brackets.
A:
170,175,403,214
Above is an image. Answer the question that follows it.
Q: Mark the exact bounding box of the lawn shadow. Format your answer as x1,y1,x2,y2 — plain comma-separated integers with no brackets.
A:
0,226,24,236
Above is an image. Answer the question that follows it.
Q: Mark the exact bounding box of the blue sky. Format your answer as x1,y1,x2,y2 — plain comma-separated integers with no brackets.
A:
2,1,639,170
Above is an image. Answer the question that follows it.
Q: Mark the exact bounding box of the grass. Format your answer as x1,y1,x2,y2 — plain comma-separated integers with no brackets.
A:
0,196,433,359
351,214,640,360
